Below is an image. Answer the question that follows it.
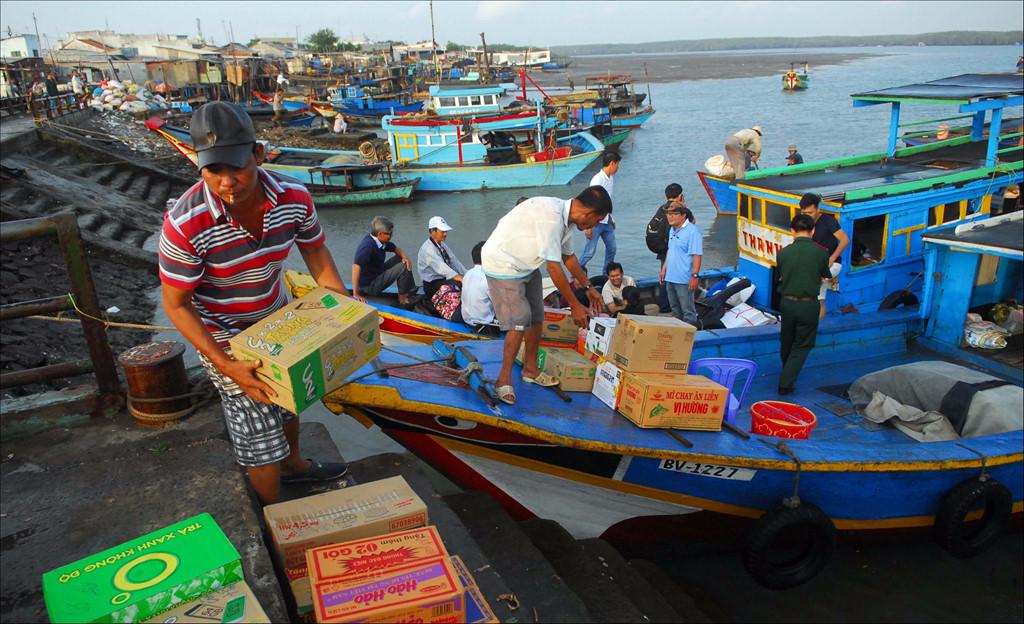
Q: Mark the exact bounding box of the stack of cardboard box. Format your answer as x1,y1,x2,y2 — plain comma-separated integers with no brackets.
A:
264,476,497,623
580,314,730,431
42,513,271,623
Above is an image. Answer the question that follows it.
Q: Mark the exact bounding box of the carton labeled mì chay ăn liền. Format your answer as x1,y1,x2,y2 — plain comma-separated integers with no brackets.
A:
229,287,380,414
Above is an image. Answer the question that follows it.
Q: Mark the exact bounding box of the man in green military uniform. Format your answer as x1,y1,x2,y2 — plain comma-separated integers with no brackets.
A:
776,213,830,394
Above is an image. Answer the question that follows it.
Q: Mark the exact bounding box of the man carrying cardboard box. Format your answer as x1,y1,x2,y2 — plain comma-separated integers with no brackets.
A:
159,101,350,505
482,188,610,404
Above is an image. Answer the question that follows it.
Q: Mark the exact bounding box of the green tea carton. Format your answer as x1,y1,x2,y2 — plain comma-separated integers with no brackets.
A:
229,287,380,414
42,513,243,623
144,581,269,623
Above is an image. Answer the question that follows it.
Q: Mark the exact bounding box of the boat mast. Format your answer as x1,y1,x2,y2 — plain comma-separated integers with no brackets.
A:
480,32,491,82
429,0,440,85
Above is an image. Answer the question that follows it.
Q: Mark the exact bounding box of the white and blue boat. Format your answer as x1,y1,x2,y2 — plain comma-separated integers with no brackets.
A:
379,111,605,191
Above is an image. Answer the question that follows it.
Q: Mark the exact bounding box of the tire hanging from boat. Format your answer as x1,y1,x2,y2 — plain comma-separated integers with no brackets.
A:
742,502,836,589
878,289,919,310
933,476,1012,558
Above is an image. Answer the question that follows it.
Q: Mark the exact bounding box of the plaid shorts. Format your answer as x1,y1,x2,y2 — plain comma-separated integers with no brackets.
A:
199,352,295,467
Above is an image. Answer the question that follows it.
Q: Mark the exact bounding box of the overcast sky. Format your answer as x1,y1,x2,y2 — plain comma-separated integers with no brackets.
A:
1,1,1021,48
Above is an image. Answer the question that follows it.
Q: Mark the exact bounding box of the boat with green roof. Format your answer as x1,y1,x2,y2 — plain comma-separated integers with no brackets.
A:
698,72,1023,315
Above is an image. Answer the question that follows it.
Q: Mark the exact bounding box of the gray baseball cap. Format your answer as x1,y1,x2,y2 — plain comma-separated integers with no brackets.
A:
190,101,256,170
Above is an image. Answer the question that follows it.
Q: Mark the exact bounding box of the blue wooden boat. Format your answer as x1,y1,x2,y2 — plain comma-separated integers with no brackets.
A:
327,84,424,118
145,118,421,203
380,112,606,191
545,74,656,128
311,216,1022,582
699,73,1023,316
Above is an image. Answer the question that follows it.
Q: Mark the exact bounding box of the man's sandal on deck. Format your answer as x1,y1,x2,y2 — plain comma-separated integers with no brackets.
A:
496,385,516,404
522,371,559,387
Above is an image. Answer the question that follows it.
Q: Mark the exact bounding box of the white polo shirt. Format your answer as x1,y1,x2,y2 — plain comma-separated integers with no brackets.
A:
590,169,613,225
482,197,574,279
460,265,495,326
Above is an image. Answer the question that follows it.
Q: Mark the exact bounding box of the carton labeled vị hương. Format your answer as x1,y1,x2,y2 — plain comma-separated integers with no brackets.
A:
617,372,729,431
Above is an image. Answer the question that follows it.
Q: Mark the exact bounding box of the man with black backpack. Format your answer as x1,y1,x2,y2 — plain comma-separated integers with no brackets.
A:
646,183,685,313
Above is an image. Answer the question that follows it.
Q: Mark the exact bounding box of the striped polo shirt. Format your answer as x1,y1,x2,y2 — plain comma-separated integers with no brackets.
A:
158,168,325,345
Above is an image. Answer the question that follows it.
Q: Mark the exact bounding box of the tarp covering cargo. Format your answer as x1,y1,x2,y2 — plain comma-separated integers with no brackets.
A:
848,361,1023,442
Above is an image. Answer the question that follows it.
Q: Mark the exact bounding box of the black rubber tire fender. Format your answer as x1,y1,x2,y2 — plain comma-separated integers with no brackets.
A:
934,476,1012,558
742,502,836,590
878,289,919,310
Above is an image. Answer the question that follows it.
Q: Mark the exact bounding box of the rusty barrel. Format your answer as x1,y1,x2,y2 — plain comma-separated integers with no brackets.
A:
118,341,191,428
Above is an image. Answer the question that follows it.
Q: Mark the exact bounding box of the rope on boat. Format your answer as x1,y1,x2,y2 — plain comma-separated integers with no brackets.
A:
456,361,483,385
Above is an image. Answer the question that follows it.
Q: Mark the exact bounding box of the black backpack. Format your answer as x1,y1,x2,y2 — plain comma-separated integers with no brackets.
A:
645,202,670,255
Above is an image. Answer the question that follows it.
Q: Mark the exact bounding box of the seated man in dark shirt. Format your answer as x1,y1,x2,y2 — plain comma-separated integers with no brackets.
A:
786,143,804,166
352,216,417,306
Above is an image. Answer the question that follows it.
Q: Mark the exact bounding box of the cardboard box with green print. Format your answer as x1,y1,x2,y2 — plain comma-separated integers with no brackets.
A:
229,287,380,414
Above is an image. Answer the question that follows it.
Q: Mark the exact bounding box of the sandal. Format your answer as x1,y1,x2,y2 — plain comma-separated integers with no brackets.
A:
495,384,516,405
281,459,349,483
522,371,560,387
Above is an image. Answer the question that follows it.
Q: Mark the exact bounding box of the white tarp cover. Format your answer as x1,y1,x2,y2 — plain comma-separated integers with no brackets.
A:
848,361,1023,442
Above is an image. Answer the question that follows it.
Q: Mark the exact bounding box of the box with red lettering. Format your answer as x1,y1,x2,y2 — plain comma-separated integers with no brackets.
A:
305,526,464,623
617,372,728,431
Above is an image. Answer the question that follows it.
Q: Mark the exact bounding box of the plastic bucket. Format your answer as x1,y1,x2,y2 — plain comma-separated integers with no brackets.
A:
936,124,950,140
750,400,817,439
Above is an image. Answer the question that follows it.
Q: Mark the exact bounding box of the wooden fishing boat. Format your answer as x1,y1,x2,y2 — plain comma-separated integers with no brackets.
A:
379,112,606,192
295,214,1023,589
306,166,418,206
782,62,810,91
284,270,486,344
698,73,1022,317
252,90,309,112
145,117,418,203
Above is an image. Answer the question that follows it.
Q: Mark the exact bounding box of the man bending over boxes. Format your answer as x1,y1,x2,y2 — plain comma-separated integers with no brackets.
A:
159,101,350,505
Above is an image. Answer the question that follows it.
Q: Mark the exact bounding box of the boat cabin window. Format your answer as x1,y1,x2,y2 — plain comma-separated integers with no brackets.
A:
928,201,963,227
751,197,763,224
738,195,750,219
765,200,794,230
439,97,456,108
484,94,496,105
470,95,482,106
851,215,887,269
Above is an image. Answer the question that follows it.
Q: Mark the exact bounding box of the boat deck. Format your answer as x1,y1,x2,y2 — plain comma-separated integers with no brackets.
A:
743,139,1023,202
338,339,1023,469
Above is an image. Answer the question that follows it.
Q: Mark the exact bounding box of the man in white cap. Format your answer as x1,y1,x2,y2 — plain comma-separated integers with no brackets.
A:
417,216,468,300
724,125,763,180
786,143,804,166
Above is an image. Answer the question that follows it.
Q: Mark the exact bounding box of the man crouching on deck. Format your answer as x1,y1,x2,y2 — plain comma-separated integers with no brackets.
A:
159,101,350,505
481,187,610,404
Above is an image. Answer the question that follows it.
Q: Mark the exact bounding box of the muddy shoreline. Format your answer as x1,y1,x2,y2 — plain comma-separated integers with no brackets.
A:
531,51,886,86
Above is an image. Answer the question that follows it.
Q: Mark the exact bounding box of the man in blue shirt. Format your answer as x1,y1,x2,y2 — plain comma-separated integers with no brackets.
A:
352,216,417,306
659,205,702,326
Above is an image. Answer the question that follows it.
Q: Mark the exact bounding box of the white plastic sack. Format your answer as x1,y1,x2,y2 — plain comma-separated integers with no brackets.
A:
705,154,735,178
1000,307,1023,335
725,277,756,307
107,80,124,90
721,303,777,328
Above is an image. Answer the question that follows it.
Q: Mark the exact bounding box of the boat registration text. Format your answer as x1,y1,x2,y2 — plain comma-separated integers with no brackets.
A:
658,460,756,481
